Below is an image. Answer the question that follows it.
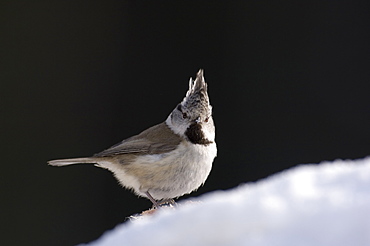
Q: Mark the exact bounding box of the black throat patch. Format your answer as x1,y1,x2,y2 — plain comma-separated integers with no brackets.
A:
185,123,213,145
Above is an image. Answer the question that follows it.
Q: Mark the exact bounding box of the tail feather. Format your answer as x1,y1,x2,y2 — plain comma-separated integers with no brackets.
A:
48,157,97,167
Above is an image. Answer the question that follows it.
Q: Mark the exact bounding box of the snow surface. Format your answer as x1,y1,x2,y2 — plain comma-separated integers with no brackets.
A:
83,157,370,246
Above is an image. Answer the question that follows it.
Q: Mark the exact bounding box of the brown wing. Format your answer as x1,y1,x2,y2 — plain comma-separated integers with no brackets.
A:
93,122,182,157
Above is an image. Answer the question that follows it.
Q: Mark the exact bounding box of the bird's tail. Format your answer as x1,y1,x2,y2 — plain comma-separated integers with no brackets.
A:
48,157,97,167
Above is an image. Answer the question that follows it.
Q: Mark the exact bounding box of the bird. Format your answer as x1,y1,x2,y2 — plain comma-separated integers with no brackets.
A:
48,69,217,208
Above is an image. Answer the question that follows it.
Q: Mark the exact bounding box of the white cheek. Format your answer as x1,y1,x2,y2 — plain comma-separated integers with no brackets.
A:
165,114,188,136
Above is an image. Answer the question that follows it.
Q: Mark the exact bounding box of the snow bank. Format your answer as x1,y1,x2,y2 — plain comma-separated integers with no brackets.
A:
84,157,370,246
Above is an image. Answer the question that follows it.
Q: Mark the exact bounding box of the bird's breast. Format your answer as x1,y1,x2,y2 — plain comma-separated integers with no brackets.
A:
128,140,217,199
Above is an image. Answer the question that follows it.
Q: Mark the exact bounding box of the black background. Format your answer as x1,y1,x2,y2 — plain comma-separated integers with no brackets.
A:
2,1,370,245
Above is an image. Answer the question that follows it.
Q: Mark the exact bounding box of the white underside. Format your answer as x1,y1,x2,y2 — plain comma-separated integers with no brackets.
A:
98,141,217,200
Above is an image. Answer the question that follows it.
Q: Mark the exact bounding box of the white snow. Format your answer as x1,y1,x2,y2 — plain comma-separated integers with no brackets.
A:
83,157,370,246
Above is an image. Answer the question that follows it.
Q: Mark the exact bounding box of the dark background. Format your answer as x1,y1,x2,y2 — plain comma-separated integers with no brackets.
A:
1,1,370,245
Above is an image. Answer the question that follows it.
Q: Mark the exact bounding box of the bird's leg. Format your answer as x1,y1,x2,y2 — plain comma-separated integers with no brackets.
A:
145,191,160,209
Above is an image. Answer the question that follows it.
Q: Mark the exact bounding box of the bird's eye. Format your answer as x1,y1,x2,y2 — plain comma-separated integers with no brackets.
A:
182,112,188,119
204,117,209,123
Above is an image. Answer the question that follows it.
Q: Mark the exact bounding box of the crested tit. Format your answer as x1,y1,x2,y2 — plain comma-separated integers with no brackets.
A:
48,69,217,208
